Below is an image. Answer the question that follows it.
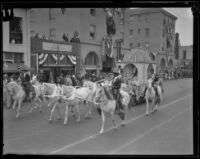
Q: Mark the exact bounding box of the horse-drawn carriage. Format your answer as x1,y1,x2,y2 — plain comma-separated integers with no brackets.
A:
116,48,156,105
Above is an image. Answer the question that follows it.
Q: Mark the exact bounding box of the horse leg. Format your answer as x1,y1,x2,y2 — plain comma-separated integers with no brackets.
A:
99,105,105,134
64,104,69,125
29,99,34,113
111,110,117,128
145,97,149,116
56,104,61,120
49,101,57,123
16,100,22,118
75,104,81,122
12,100,17,110
85,102,92,118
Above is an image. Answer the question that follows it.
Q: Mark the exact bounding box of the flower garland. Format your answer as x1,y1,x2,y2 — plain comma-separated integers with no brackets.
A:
60,55,65,61
39,53,48,65
67,55,76,65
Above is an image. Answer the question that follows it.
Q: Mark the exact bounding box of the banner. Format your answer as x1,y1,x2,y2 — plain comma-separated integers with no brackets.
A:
38,53,48,65
79,59,86,78
67,55,76,65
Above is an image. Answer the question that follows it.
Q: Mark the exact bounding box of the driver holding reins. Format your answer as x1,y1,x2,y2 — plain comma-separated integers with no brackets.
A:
112,69,125,119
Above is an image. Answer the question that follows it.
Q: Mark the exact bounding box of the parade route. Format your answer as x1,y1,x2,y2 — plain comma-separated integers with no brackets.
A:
3,78,193,155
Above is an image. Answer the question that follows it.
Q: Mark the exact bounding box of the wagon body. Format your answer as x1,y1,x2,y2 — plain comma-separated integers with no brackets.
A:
116,48,156,104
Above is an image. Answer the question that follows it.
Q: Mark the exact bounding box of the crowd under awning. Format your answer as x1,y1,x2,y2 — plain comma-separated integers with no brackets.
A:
3,63,33,73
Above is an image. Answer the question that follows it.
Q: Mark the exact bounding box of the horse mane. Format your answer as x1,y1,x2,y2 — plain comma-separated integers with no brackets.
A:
102,85,113,100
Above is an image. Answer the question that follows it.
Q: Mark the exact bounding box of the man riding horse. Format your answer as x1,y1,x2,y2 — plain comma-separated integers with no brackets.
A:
111,70,125,118
144,73,163,98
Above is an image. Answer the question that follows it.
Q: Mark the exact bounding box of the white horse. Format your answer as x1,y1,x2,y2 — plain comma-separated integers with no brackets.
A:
93,85,130,134
145,79,163,116
6,81,27,118
42,83,94,125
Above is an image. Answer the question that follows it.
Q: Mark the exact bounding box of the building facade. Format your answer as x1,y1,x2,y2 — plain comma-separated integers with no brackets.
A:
126,8,177,73
179,45,193,68
30,8,177,77
3,8,31,72
30,8,130,76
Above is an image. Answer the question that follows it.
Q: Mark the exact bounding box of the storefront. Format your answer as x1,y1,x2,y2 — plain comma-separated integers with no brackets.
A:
31,37,81,82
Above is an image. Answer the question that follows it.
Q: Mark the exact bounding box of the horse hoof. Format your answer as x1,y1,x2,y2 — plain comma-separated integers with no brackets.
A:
145,113,149,116
58,118,61,120
64,122,67,125
76,119,81,122
121,123,126,127
99,130,103,134
48,120,52,123
39,110,42,113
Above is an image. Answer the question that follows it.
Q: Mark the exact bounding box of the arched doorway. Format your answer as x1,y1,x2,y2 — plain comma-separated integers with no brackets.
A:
160,58,166,71
147,64,154,79
85,52,99,75
123,64,138,80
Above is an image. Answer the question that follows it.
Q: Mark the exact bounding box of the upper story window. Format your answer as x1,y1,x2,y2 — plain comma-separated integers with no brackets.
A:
129,15,134,21
120,32,124,42
49,8,56,20
49,28,56,40
138,28,141,34
90,25,96,39
137,15,141,21
137,42,141,47
183,50,187,59
9,17,23,44
129,43,133,49
30,30,35,37
130,29,133,36
145,15,149,22
145,28,150,37
90,8,96,16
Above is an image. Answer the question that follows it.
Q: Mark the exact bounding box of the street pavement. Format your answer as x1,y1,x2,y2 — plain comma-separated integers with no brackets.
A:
3,78,193,155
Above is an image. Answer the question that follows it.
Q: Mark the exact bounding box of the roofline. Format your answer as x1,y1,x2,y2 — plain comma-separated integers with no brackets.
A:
129,8,177,20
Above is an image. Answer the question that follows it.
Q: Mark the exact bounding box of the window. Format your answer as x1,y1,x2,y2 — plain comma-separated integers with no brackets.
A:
49,28,56,40
130,29,133,36
183,50,187,59
90,8,96,16
145,15,149,22
4,52,23,63
49,8,56,20
120,18,124,25
85,52,98,65
90,25,96,39
129,43,133,49
129,15,134,21
137,15,141,21
138,28,141,34
137,42,141,47
9,17,23,44
30,30,35,37
120,32,124,42
145,28,150,37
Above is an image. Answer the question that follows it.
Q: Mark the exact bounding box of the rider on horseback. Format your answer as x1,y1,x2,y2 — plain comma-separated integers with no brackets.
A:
111,69,124,118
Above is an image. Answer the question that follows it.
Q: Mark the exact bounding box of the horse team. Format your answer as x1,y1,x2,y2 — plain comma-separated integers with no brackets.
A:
3,76,163,134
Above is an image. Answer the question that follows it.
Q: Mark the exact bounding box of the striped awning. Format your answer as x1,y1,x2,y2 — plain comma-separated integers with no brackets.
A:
3,63,33,73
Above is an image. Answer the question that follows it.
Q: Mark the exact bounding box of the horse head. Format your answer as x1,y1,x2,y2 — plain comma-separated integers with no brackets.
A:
147,79,153,90
7,82,19,96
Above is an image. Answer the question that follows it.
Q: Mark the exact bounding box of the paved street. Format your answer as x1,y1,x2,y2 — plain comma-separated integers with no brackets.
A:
3,78,193,155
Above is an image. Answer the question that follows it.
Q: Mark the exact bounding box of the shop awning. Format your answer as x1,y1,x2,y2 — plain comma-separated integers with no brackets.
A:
3,63,33,73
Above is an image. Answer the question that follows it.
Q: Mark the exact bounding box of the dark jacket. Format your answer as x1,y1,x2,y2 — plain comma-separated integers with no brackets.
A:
112,76,122,90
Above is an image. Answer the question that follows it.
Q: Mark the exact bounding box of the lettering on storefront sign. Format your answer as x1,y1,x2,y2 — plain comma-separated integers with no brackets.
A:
42,42,72,52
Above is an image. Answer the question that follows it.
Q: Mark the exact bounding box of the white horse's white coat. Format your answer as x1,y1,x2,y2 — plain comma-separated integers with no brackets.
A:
145,79,163,115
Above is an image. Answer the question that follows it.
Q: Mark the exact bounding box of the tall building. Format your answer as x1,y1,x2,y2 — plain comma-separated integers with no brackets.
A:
30,8,178,78
179,45,193,68
126,8,177,72
30,8,128,76
3,8,31,73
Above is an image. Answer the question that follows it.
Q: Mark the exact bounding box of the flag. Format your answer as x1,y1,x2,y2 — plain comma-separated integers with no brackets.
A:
149,51,156,61
79,59,86,78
